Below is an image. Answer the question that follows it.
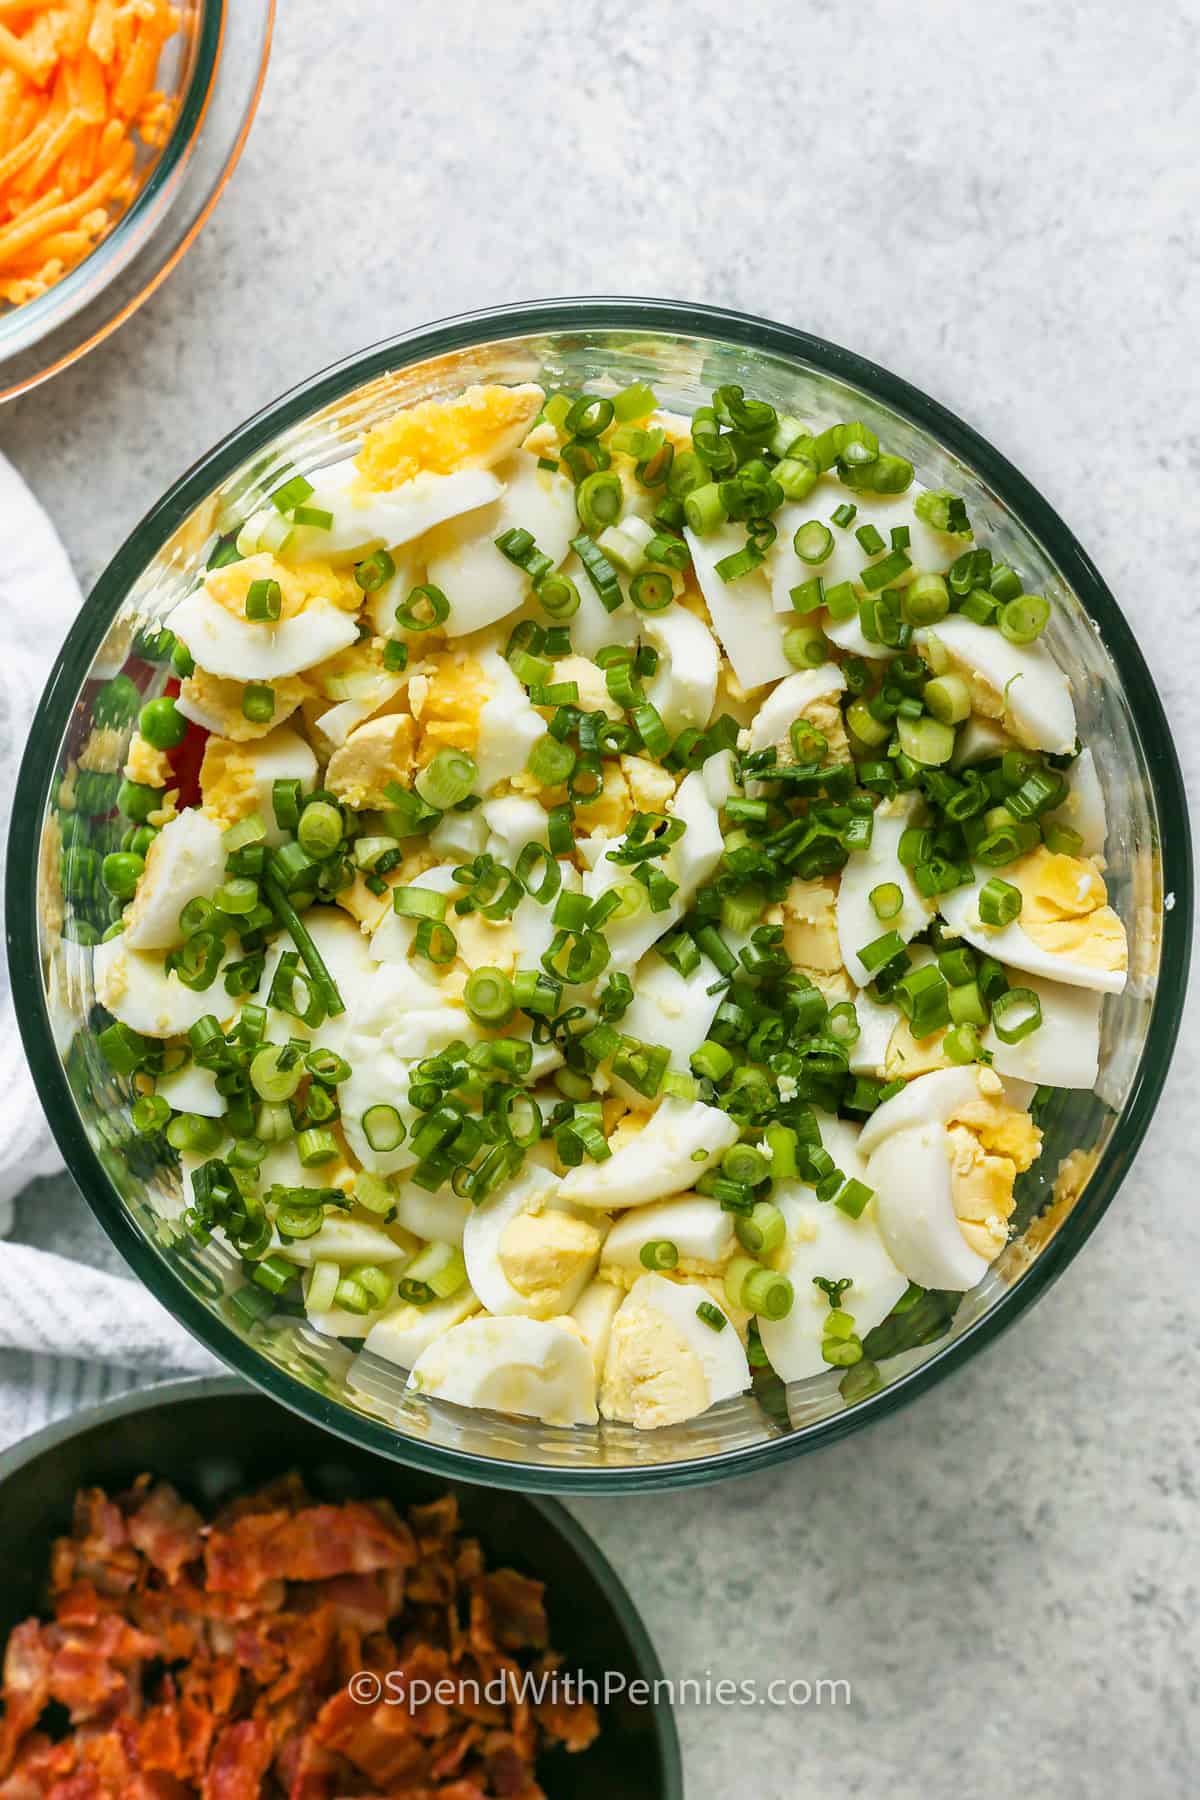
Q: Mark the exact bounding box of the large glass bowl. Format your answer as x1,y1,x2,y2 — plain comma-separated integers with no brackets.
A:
0,0,274,403
8,298,1191,1493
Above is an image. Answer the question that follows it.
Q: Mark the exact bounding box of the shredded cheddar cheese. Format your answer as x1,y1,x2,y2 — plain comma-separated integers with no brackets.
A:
0,0,180,308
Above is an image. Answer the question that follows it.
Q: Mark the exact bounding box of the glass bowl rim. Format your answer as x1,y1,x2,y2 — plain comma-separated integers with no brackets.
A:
7,295,1193,1494
0,1372,684,1798
0,0,276,403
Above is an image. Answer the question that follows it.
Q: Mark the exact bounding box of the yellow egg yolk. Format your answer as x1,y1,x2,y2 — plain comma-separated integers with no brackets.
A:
1010,847,1128,974
498,1211,604,1316
354,384,544,490
324,713,418,809
205,551,360,621
179,668,311,741
942,1096,1043,1260
409,652,490,765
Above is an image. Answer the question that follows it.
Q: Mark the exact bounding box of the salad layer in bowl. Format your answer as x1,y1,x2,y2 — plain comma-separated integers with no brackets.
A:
11,300,1189,1490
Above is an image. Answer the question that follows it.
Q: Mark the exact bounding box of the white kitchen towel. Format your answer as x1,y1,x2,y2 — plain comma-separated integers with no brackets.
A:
0,451,222,1405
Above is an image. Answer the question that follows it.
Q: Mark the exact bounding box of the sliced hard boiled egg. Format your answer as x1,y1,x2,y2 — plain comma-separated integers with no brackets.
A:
759,1176,908,1384
1044,746,1106,857
283,460,503,562
363,1284,480,1371
199,725,317,846
601,1196,735,1273
407,1314,599,1427
618,949,723,1072
356,384,545,487
950,714,1018,769
684,523,792,690
643,605,719,736
155,1061,224,1119
424,454,578,638
473,647,546,789
767,484,964,614
859,1064,1015,1156
745,665,847,761
390,1181,473,1246
561,550,641,658
939,847,1127,994
837,794,935,984
169,587,359,683
266,1209,417,1269
982,972,1103,1089
483,793,548,867
866,1121,996,1290
121,809,226,951
558,1097,739,1211
93,935,235,1039
305,1256,416,1340
463,1161,603,1319
570,1279,624,1383
918,615,1076,755
599,1274,749,1429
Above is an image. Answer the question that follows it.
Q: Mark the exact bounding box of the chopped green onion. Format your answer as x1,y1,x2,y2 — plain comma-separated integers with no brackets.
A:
715,541,764,583
793,520,833,564
640,1239,679,1271
896,714,956,766
629,569,674,612
297,1127,339,1167
860,547,912,592
722,1142,769,1185
742,1267,794,1320
735,1201,785,1257
361,1104,406,1152
571,533,623,612
242,684,275,724
783,624,828,668
297,800,343,860
576,470,624,534
270,473,314,515
527,734,576,787
244,578,282,622
696,1300,728,1332
354,548,396,592
565,394,614,439
923,673,971,724
464,966,516,1026
869,882,903,921
537,572,580,618
683,482,726,535
416,749,477,810
998,594,1051,644
990,985,1042,1043
978,877,1023,927
394,583,450,631
834,1178,873,1220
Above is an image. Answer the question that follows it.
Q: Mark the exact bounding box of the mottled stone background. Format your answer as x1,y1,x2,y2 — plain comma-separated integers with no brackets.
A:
2,1,1197,1793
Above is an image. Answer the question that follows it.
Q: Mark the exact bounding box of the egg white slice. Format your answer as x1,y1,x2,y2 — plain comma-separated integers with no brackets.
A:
170,589,359,683
390,1182,473,1246
268,1211,418,1267
619,950,722,1072
745,665,846,757
950,714,1018,768
643,605,720,736
285,461,503,561
560,550,641,659
981,972,1102,1088
122,809,226,951
601,1196,735,1270
866,1121,992,1290
315,676,406,748
559,1097,739,1211
425,454,579,639
836,795,935,985
846,984,900,1077
918,616,1076,756
1045,746,1106,857
473,647,546,789
570,1279,624,1383
93,935,236,1039
600,1274,749,1425
428,804,489,863
483,793,549,868
407,1314,599,1426
759,1177,908,1383
767,483,963,614
858,1064,1011,1156
582,765,723,973
208,725,318,847
684,523,792,690
464,1162,599,1319
155,1061,224,1118
938,873,1127,995
364,1284,480,1371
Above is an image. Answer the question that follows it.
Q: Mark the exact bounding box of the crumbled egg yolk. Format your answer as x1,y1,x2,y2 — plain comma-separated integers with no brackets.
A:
943,1095,1042,1260
620,754,677,813
206,551,360,620
199,736,275,831
324,714,418,810
124,733,174,788
779,877,842,973
1008,847,1128,972
410,651,490,764
354,384,544,490
498,1210,605,1316
180,668,311,742
77,725,126,775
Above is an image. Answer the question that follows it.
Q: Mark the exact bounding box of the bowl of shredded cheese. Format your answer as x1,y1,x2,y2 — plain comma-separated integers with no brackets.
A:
0,0,273,402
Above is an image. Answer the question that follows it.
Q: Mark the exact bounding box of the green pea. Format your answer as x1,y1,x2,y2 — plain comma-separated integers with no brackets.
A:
100,851,144,899
138,695,187,750
117,779,163,822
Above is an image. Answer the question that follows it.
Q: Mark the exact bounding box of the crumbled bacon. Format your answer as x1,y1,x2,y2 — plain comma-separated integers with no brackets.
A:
0,1478,599,1796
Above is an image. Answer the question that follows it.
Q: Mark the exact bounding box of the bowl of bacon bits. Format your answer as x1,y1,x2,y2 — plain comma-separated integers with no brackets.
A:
0,1377,680,1799
0,0,273,401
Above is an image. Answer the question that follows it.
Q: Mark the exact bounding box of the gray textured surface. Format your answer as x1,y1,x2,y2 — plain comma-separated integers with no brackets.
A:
2,1,1198,1794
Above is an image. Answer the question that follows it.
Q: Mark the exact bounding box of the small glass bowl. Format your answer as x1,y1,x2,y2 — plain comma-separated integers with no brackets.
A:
8,298,1191,1493
0,0,274,403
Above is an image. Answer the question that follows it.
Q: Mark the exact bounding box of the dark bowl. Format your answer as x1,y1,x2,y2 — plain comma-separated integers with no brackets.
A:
0,1376,682,1799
